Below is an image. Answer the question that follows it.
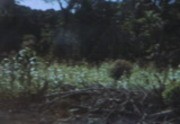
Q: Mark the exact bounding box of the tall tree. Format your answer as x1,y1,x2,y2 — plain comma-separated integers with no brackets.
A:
0,0,15,15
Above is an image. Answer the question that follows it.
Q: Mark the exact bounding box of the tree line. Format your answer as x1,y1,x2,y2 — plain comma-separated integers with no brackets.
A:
0,0,179,66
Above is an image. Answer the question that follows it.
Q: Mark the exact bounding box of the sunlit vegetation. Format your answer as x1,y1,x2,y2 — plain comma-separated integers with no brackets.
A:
0,49,179,99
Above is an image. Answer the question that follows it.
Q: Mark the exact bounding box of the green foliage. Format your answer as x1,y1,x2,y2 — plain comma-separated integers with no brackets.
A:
163,82,180,102
0,50,180,98
0,0,179,66
163,81,180,114
0,47,46,97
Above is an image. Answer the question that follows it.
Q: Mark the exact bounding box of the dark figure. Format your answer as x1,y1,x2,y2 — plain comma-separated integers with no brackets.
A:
110,59,133,81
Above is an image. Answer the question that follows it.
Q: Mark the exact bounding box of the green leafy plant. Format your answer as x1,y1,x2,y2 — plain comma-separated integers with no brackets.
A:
163,81,180,114
0,51,180,99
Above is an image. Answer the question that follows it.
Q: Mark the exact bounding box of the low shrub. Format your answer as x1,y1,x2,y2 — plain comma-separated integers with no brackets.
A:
163,82,180,114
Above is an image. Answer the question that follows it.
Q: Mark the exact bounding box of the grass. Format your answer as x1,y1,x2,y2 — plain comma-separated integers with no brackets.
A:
0,54,180,96
0,47,180,97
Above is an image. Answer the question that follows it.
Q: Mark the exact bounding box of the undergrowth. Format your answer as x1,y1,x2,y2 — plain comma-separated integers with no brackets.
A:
0,48,180,104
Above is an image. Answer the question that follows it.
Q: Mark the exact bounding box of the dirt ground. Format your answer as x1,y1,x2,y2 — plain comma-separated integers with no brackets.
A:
0,110,139,124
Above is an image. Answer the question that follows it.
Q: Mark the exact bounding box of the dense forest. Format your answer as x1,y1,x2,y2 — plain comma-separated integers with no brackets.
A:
0,0,180,124
0,0,179,66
